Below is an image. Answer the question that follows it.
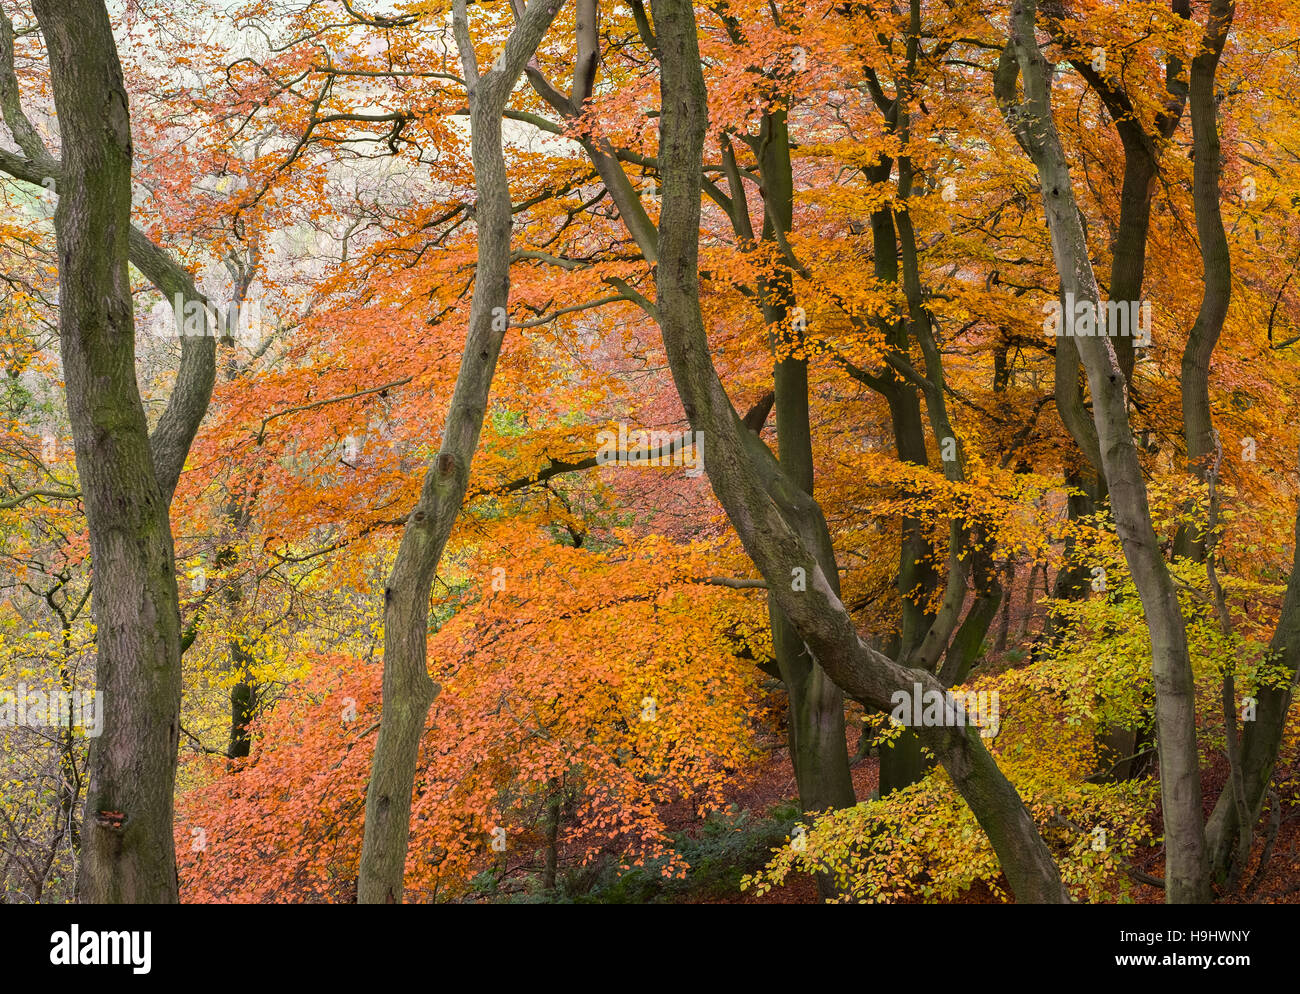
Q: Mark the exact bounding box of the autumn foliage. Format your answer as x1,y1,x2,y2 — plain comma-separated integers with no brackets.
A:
4,0,1300,904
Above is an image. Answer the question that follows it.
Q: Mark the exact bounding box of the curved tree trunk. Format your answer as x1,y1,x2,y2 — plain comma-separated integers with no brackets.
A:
523,17,858,825
997,0,1210,903
1048,2,1192,769
651,0,1069,903
1174,0,1235,562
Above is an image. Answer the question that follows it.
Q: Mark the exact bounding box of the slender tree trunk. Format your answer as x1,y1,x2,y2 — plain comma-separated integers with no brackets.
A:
357,0,565,903
998,0,1210,902
1206,501,1300,877
759,106,855,820
1053,0,1191,387
57,620,81,853
1050,10,1191,771
995,557,1015,651
525,5,858,821
1174,0,1235,562
871,196,936,795
542,780,562,893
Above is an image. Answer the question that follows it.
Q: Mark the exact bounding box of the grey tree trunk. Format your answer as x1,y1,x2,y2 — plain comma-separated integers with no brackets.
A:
756,105,855,819
1050,0,1190,388
520,20,857,822
356,0,565,904
1205,500,1300,877
1174,0,1235,561
997,0,1210,903
1049,2,1190,770
34,0,184,903
0,8,216,502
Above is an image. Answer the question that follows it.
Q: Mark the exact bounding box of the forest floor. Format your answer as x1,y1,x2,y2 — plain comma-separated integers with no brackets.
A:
491,582,1300,904
480,709,1300,904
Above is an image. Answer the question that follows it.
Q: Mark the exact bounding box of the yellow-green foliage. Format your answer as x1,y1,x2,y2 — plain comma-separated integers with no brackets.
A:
744,536,1294,904
744,664,1159,903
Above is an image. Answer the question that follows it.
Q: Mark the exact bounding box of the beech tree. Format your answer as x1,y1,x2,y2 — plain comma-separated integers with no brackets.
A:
648,0,1069,903
357,0,567,904
992,0,1300,903
0,0,222,903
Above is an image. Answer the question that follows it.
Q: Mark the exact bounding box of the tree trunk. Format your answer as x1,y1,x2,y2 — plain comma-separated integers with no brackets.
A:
356,0,565,903
542,781,562,892
651,0,1069,902
872,200,937,796
997,0,1210,902
759,105,856,820
1174,0,1235,562
35,0,183,904
1205,501,1300,878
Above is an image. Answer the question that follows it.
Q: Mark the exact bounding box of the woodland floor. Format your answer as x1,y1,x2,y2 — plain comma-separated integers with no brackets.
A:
482,693,1300,904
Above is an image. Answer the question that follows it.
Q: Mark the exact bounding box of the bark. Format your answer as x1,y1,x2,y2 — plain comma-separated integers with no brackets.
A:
529,13,857,821
651,0,1068,903
1174,0,1235,561
522,0,659,263
878,372,932,792
34,0,183,903
855,5,1004,785
757,104,854,819
1050,1,1190,386
886,76,1004,779
1039,5,1191,511
939,591,1002,688
51,596,87,855
0,10,215,504
1042,13,1190,752
356,0,564,904
866,165,936,794
542,779,562,892
997,0,1210,902
895,147,1003,691
228,678,255,759
1049,343,1106,613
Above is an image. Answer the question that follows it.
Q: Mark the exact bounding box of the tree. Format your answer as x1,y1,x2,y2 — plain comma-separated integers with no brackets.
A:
649,0,1069,903
8,0,1300,908
29,0,189,903
995,0,1212,902
357,0,567,904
